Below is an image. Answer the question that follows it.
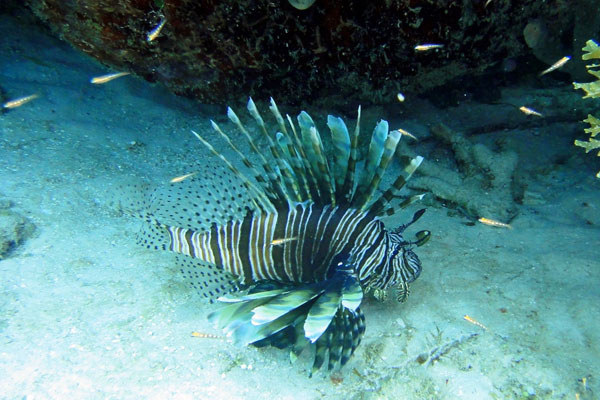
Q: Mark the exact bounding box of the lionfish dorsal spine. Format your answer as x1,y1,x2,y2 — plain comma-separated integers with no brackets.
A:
251,99,318,207
297,111,337,206
370,155,424,216
274,131,310,200
226,107,284,199
247,97,268,138
358,128,402,212
190,130,276,213
210,119,280,200
341,105,361,204
284,111,331,204
326,115,351,192
352,119,388,209
268,97,289,136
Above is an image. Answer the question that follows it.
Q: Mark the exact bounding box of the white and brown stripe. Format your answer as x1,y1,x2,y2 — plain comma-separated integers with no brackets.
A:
165,202,390,285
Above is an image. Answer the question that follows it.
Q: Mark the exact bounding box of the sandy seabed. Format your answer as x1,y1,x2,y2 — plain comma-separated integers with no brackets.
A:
1,12,598,400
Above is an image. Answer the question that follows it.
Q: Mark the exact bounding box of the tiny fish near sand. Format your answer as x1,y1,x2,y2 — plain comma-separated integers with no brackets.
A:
478,217,512,229
90,71,130,84
3,94,39,109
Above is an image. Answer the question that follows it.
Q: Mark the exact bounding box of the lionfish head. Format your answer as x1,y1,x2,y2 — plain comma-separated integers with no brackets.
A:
385,209,431,300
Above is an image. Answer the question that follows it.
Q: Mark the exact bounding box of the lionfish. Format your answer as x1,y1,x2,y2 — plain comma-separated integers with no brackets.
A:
138,98,430,375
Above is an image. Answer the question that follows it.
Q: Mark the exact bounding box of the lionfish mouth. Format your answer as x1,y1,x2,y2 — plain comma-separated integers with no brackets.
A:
137,97,429,375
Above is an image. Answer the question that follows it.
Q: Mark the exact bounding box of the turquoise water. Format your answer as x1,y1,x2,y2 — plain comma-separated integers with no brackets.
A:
0,7,598,400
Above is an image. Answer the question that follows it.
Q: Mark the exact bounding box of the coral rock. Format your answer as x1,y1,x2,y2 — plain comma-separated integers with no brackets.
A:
24,0,585,104
402,124,519,222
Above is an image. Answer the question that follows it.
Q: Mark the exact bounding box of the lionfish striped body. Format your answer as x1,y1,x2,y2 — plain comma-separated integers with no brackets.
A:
139,98,429,375
167,203,420,289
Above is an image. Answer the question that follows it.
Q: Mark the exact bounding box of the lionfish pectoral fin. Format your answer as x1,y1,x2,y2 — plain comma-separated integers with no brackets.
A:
207,296,273,338
304,258,363,343
311,329,332,376
251,287,323,326
305,262,366,375
208,282,320,347
342,306,365,365
217,287,289,303
310,306,366,376
304,287,343,343
237,304,310,346
340,273,363,313
290,321,309,361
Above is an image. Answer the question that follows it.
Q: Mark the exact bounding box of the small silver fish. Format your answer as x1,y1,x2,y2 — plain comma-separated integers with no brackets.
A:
270,237,298,246
3,94,39,109
396,128,418,140
414,44,444,52
539,56,570,76
463,314,488,330
90,72,130,84
478,217,512,229
519,106,543,117
170,172,197,183
147,18,166,42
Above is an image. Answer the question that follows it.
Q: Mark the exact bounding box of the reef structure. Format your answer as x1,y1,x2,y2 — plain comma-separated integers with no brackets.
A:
24,0,594,105
398,124,519,222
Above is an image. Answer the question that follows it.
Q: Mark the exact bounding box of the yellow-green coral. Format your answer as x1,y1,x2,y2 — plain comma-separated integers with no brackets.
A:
573,40,600,178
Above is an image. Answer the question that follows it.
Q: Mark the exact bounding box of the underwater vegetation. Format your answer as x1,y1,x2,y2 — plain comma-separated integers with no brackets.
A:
137,98,430,374
573,39,600,178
